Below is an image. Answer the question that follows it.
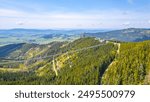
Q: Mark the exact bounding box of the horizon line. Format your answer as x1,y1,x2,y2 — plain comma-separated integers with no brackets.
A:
0,27,150,31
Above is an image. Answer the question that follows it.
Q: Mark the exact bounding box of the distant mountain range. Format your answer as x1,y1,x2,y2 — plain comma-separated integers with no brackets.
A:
0,28,150,46
0,28,105,46
0,28,105,36
85,28,150,42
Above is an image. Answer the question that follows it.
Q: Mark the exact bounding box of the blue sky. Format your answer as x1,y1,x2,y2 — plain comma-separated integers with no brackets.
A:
0,0,150,29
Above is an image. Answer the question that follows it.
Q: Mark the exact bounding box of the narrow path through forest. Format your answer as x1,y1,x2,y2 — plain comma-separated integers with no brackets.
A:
101,42,121,82
107,43,120,70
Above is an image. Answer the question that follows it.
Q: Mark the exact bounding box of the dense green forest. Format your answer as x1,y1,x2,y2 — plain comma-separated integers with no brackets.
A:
0,37,150,85
102,41,150,85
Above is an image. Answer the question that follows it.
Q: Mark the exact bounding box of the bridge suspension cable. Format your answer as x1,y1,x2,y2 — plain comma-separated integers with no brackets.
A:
0,43,106,65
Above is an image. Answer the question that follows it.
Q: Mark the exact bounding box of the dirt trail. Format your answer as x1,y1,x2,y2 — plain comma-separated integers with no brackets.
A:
102,43,120,74
117,43,120,54
53,57,58,76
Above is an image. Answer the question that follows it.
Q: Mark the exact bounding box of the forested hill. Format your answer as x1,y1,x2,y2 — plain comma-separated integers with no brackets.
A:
85,28,150,42
102,40,150,85
0,37,150,85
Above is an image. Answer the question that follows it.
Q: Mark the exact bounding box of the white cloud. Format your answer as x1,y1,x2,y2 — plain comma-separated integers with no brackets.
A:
0,8,150,29
0,9,24,17
123,22,131,26
148,20,150,23
16,21,25,26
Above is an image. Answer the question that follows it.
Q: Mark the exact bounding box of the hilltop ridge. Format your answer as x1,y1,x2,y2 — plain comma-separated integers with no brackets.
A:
0,37,149,85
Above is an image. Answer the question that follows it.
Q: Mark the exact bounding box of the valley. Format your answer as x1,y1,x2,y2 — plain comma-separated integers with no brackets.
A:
0,28,150,47
0,36,150,85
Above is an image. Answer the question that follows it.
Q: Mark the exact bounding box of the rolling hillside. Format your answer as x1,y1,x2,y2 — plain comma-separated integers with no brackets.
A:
85,28,150,42
0,37,150,85
101,40,150,85
1,28,150,46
